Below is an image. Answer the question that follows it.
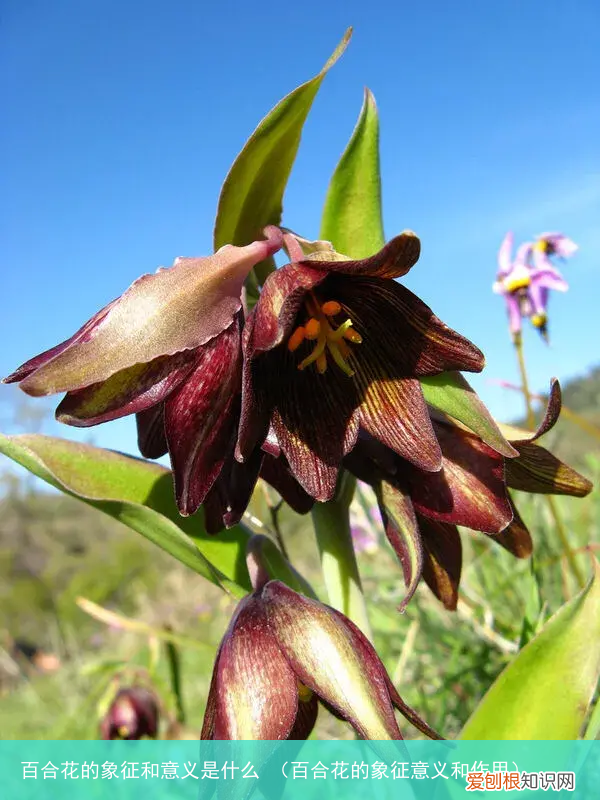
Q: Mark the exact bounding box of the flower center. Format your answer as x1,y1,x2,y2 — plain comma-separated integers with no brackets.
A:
287,294,361,377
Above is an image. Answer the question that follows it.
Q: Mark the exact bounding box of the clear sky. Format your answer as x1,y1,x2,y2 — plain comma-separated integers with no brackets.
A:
1,0,599,459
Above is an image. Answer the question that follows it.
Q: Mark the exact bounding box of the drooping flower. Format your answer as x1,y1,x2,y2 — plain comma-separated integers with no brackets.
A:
345,380,592,610
100,686,159,740
3,232,284,516
237,232,485,501
201,576,441,741
494,231,575,342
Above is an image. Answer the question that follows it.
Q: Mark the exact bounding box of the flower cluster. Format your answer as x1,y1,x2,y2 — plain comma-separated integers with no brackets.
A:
4,224,591,742
493,231,577,341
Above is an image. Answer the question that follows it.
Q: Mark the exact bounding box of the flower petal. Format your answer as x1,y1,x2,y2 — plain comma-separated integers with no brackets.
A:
203,445,264,534
55,352,194,426
17,239,277,397
378,480,424,612
136,405,168,459
334,275,484,376
259,453,315,515
3,299,118,385
262,581,403,740
209,595,299,740
488,500,533,558
416,516,462,611
406,421,512,533
244,343,360,501
331,610,443,740
506,443,593,497
289,693,319,740
165,320,242,516
497,231,514,278
357,374,442,472
302,231,421,279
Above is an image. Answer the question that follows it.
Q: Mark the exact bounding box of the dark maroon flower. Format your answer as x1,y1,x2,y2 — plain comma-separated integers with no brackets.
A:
201,579,441,741
346,380,592,610
236,232,485,502
4,234,283,516
100,686,159,740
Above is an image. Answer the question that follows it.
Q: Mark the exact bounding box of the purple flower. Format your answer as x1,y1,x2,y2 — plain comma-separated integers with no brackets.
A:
493,231,575,342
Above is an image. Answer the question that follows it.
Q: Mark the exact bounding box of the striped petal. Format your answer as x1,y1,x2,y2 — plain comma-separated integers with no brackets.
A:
417,516,462,611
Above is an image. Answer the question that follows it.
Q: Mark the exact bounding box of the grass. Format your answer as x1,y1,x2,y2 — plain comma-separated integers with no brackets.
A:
1,453,598,740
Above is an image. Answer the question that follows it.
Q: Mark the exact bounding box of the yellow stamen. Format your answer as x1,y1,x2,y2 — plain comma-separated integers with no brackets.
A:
343,328,362,344
288,326,306,352
305,318,321,340
531,313,546,328
292,293,362,376
505,275,530,292
298,330,327,370
298,682,313,702
535,239,549,253
118,725,130,737
321,300,342,316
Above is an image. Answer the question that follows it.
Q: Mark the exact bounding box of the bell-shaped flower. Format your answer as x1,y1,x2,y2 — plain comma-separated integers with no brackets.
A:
201,578,441,741
100,686,159,740
346,380,592,610
237,231,484,502
4,233,283,515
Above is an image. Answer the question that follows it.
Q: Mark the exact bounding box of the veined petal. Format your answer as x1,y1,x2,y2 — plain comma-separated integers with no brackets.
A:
262,581,402,740
3,299,118,385
406,421,512,533
301,231,420,278
378,480,424,612
259,453,315,515
55,352,194,426
203,445,264,534
506,442,593,497
416,516,462,611
332,610,443,740
357,373,442,473
334,275,484,377
165,320,242,516
488,500,533,558
17,239,278,397
210,595,299,740
136,405,168,459
247,345,360,501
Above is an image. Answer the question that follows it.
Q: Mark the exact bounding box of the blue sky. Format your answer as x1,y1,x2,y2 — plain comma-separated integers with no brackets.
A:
1,0,599,459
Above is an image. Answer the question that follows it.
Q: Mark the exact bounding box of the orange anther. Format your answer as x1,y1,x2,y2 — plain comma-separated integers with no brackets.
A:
305,318,321,339
316,352,328,374
288,326,306,352
321,300,342,316
343,328,362,344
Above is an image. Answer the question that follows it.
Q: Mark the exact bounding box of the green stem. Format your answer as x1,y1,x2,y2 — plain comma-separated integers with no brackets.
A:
164,629,186,725
513,337,585,589
311,475,373,639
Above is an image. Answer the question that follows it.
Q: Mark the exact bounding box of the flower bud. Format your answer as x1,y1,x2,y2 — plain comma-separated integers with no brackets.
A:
100,686,159,740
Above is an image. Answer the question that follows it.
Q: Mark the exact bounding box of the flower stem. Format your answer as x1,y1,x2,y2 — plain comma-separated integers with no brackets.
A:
513,337,585,588
311,474,373,639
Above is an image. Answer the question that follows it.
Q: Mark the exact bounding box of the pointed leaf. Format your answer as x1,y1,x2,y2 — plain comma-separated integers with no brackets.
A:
421,371,518,457
461,560,600,739
214,29,352,284
0,433,250,593
320,87,384,257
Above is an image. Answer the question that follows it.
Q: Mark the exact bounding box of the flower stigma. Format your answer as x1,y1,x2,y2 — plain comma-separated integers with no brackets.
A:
287,294,362,377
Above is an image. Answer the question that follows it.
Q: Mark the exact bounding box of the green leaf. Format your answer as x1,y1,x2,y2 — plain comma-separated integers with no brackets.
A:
320,87,384,257
0,433,250,595
214,28,352,285
421,371,518,458
461,560,600,739
250,534,319,600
